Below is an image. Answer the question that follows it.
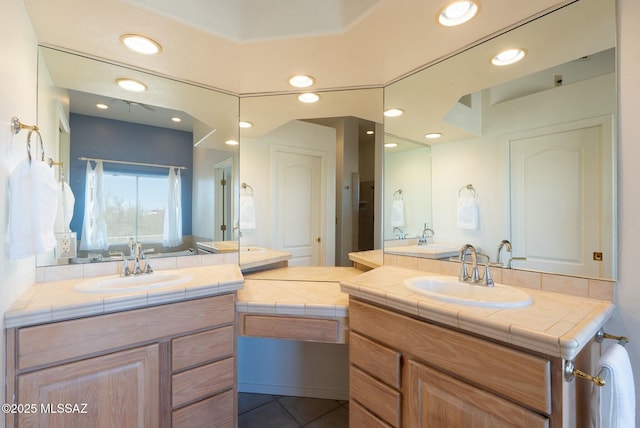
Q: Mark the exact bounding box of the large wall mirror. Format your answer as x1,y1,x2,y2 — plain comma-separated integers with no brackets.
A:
383,0,617,279
36,47,240,267
239,89,383,267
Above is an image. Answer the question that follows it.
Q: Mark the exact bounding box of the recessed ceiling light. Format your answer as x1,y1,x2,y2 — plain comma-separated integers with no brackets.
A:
116,78,147,92
438,1,479,27
383,108,404,117
120,34,162,55
225,139,239,146
425,132,442,139
491,48,526,66
239,121,253,129
289,75,315,88
96,103,109,110
171,117,182,123
366,130,374,135
384,142,398,148
298,93,320,103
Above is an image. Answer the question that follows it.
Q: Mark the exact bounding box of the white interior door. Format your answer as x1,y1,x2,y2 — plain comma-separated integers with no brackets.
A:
273,149,323,266
509,118,612,277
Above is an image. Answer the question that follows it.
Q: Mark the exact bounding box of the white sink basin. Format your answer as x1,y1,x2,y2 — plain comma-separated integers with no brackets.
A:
240,246,266,254
404,276,532,308
75,272,192,294
386,244,461,259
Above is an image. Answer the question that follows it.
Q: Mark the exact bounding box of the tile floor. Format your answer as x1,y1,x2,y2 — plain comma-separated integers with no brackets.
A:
238,393,349,427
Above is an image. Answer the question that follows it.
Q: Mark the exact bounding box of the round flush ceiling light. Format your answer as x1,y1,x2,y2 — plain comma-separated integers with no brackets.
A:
366,130,374,135
120,34,162,55
383,108,404,117
96,103,109,110
491,48,526,66
116,78,147,92
298,93,320,103
171,117,182,123
425,132,442,139
438,1,479,27
225,139,239,146
289,75,315,88
239,121,253,129
384,142,398,148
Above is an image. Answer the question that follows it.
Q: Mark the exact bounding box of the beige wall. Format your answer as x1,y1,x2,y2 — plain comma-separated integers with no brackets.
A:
0,0,39,418
608,0,640,425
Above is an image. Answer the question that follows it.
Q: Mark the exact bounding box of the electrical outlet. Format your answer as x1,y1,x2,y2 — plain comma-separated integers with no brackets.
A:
56,232,77,259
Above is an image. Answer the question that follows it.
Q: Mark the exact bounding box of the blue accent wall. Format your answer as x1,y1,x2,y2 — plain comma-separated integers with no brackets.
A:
69,113,193,240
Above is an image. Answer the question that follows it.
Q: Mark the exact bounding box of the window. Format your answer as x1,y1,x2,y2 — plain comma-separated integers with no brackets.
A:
103,172,168,247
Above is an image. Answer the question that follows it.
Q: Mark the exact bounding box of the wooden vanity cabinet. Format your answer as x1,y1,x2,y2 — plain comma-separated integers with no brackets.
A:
348,298,565,428
5,294,237,428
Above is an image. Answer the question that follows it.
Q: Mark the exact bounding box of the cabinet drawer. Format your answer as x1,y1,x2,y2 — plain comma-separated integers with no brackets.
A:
172,326,234,372
172,357,235,408
350,366,400,427
18,294,235,370
350,400,393,428
172,389,235,428
350,299,551,414
350,332,401,389
242,315,338,343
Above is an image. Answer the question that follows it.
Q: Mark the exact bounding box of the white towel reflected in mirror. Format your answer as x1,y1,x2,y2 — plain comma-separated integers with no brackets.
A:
240,194,256,230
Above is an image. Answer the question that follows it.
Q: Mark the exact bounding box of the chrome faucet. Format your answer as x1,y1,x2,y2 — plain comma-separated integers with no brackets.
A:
393,227,406,239
496,239,526,268
496,239,512,267
130,243,153,275
418,223,434,245
459,244,494,287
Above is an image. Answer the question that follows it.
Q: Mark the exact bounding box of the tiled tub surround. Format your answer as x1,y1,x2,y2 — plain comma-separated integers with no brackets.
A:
7,254,244,328
340,265,614,360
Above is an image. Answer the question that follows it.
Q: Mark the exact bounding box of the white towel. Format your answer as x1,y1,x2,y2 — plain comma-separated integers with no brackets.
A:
590,343,635,428
54,181,75,233
8,159,59,259
391,199,405,227
457,193,478,230
239,194,256,230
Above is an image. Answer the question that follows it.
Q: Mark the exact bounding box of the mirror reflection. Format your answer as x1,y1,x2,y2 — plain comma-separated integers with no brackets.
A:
239,89,383,267
36,47,240,267
383,0,616,279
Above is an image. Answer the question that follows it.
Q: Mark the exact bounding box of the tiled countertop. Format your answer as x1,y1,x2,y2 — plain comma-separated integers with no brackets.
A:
236,267,359,318
5,263,244,328
239,248,292,271
340,265,615,360
348,250,383,269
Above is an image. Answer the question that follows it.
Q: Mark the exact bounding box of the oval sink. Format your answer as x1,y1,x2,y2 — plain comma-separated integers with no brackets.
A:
386,244,461,259
75,272,192,294
404,276,532,308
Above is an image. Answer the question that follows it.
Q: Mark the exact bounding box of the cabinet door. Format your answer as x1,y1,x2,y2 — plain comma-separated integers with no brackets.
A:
406,359,549,428
18,345,159,428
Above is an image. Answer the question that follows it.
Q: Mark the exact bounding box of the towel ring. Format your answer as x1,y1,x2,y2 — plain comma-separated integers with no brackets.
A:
393,189,403,200
458,184,476,197
241,182,254,196
26,128,45,163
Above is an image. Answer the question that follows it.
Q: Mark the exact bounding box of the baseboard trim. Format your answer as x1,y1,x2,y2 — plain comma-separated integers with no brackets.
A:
238,382,349,401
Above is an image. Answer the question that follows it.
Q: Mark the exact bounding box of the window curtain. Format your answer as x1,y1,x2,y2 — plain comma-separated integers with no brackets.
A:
163,167,183,247
79,160,108,250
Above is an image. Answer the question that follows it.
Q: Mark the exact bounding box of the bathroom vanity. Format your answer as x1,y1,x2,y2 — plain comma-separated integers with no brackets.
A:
4,262,243,428
341,265,615,427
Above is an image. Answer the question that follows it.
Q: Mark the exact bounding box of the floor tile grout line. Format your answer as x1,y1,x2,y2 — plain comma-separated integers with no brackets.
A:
274,397,304,427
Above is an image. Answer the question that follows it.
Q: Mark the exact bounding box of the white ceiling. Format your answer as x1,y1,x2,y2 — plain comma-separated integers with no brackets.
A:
23,0,573,96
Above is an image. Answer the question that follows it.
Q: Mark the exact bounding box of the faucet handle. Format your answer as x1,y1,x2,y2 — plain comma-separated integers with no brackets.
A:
119,252,131,277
